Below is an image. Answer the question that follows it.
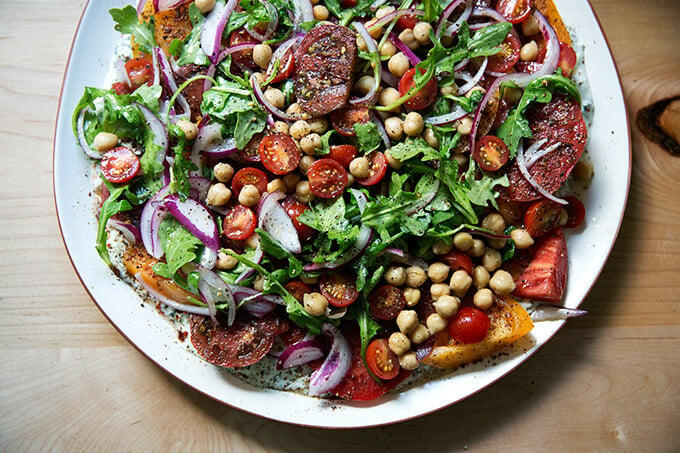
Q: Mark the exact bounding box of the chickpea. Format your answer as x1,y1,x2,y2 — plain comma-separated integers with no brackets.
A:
398,29,419,50
271,120,289,136
251,72,266,85
434,295,460,318
349,156,371,179
489,270,515,296
384,117,404,140
295,180,315,204
346,173,355,187
312,4,329,20
213,162,234,183
430,282,451,299
298,155,316,175
303,292,329,316
397,310,419,334
403,287,421,307
482,248,502,272
253,274,265,291
449,270,472,297
175,119,198,140
511,228,534,249
366,18,383,39
263,87,285,109
399,351,419,370
286,102,304,117
409,323,430,344
473,288,494,310
252,43,272,69
472,265,490,289
93,132,118,152
427,313,447,334
403,112,424,137
385,150,402,169
573,160,594,180
440,85,457,96
195,0,215,14
245,233,260,249
283,172,301,191
413,22,432,45
431,239,453,256
482,213,506,235
520,40,539,62
216,251,238,270
468,239,486,258
379,40,397,58
487,238,507,250
379,87,402,109
307,118,329,134
354,75,375,96
299,133,322,155
206,183,232,206
384,266,407,286
428,262,450,283
388,332,411,356
453,232,474,251
356,34,374,52
406,266,427,287
388,52,410,78
522,16,540,36
457,116,473,135
266,178,287,194
423,127,439,149
453,153,467,167
289,120,311,140
238,184,260,207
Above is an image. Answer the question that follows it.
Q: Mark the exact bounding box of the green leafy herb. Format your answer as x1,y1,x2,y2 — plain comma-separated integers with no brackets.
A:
95,178,133,266
154,217,203,277
170,3,210,66
256,228,302,278
110,6,157,54
388,137,440,162
354,122,382,154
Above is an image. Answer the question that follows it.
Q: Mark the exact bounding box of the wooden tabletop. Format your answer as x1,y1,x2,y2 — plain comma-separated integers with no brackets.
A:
2,0,679,450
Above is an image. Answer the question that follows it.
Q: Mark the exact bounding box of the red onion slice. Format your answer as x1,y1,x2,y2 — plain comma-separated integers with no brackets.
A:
369,8,424,31
457,57,488,96
140,184,171,258
251,74,304,121
108,218,141,244
529,304,588,322
134,272,210,316
382,247,429,271
134,102,169,166
292,0,314,27
76,107,105,160
188,176,210,201
153,0,191,12
424,105,467,125
350,22,380,106
245,0,278,41
387,33,421,66
308,324,352,396
258,191,302,254
153,47,191,119
370,111,391,149
276,335,327,370
235,244,263,283
524,139,562,168
201,0,238,64
164,193,221,250
115,58,132,89
437,0,473,38
516,141,567,205
137,0,148,15
196,266,236,325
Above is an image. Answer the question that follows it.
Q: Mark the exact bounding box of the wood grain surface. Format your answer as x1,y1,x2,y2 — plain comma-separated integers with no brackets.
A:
1,0,679,451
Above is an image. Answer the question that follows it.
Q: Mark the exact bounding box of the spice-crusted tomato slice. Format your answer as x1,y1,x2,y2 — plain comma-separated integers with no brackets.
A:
495,0,532,24
307,158,348,198
366,339,400,380
369,285,406,321
474,135,510,171
100,147,140,183
487,33,521,73
524,199,562,237
330,106,370,136
355,151,387,186
281,197,315,241
259,133,301,175
319,273,359,308
448,307,491,344
564,196,585,228
284,280,312,303
124,56,154,89
189,313,279,367
398,67,438,110
222,205,257,240
328,144,358,168
231,167,267,196
441,251,474,275
229,28,258,68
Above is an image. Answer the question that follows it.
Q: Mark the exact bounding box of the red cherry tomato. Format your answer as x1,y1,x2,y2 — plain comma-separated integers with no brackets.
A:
328,144,358,168
111,82,132,95
355,151,387,186
231,167,268,197
319,273,359,308
487,33,521,73
564,196,586,228
222,205,257,240
281,197,315,241
229,28,258,68
259,133,301,175
366,339,400,380
239,133,263,162
448,307,491,344
395,13,419,31
398,67,438,110
307,158,348,198
495,0,532,24
100,147,140,184
340,0,356,7
524,199,562,238
267,48,295,84
124,57,154,90
330,106,370,136
473,135,510,171
284,280,312,303
441,250,474,275
557,41,577,77
369,285,406,321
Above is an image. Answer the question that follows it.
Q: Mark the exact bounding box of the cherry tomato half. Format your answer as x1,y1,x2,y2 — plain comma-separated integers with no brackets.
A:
328,144,358,168
366,339,400,380
111,82,132,95
229,28,258,68
557,41,577,77
524,199,562,238
395,13,419,31
330,106,370,136
239,133,263,162
487,33,521,73
284,280,312,303
281,197,315,241
231,167,268,197
448,307,491,344
307,158,348,198
398,67,438,110
474,135,510,171
441,250,474,275
355,151,387,186
124,57,154,90
369,285,406,321
222,205,257,240
319,273,359,308
495,0,532,24
564,196,586,228
100,147,140,184
259,133,301,175
267,49,295,84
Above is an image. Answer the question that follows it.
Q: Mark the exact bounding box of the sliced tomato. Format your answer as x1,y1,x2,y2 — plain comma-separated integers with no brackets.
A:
474,135,510,171
511,227,568,303
307,158,348,198
448,307,491,344
229,28,258,68
495,0,532,24
124,56,154,90
369,285,406,321
267,48,295,84
222,205,257,240
355,151,387,186
328,144,358,168
366,339,400,380
231,167,267,196
319,273,359,308
487,33,521,73
330,106,370,136
284,280,312,303
239,132,263,162
497,199,530,226
398,67,438,110
524,198,562,238
564,196,585,228
259,133,301,175
441,251,474,275
557,41,577,77
281,197,315,241
111,81,132,95
100,147,140,184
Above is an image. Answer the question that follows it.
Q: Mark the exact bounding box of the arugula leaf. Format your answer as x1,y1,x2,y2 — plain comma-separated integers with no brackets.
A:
464,159,509,209
110,6,156,54
171,4,210,66
96,178,133,266
388,137,440,162
435,159,478,224
256,228,302,278
155,217,203,277
234,109,267,149
354,122,381,154
168,124,197,200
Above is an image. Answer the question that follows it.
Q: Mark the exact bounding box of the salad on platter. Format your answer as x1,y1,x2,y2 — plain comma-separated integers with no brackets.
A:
72,0,593,401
